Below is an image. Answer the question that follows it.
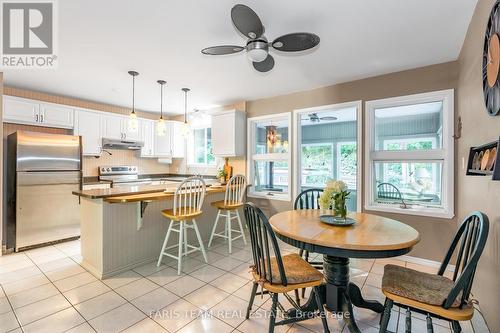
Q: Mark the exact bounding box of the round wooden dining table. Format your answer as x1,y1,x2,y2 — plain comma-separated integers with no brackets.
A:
269,209,420,333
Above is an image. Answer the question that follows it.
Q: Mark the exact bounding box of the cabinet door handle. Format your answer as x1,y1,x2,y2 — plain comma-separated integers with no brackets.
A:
35,113,39,122
40,113,44,122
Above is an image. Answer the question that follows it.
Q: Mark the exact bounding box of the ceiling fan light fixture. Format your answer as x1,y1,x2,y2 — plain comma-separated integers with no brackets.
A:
247,40,268,62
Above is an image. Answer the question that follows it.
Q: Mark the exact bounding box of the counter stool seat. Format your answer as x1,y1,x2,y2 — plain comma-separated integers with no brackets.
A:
161,208,202,221
210,200,243,210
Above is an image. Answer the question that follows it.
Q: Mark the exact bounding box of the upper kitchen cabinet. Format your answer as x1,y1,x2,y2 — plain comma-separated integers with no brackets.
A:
74,109,102,156
39,102,74,128
170,121,185,158
140,119,155,157
154,121,172,157
3,96,74,129
211,109,245,157
101,113,140,141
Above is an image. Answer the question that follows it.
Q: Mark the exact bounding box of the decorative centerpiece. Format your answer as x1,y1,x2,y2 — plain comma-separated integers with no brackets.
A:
319,179,355,226
216,167,228,184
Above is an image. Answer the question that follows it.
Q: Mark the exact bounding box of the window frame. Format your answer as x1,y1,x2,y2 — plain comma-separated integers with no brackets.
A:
187,126,216,167
247,112,292,201
293,101,362,212
364,89,455,219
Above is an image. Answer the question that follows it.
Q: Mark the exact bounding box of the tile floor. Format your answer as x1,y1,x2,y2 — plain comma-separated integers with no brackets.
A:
0,236,482,333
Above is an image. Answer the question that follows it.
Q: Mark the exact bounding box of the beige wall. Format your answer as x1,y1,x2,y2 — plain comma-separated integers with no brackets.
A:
246,61,459,262
457,0,500,331
3,87,171,177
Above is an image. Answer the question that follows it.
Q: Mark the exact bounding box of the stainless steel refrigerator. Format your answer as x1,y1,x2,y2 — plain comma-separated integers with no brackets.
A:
6,131,82,251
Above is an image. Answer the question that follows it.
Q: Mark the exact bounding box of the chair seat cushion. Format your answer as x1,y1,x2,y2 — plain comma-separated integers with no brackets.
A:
382,264,461,307
263,253,324,285
211,200,243,210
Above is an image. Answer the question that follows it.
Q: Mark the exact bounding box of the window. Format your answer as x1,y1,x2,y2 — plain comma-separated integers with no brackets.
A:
301,143,333,187
365,90,454,218
294,102,362,211
187,127,215,166
247,112,291,201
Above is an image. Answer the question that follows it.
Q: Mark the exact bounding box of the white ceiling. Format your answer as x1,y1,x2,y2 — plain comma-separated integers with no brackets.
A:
2,0,476,115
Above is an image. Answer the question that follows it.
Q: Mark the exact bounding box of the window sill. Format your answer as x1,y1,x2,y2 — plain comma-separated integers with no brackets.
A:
247,192,291,202
186,164,217,168
364,204,454,219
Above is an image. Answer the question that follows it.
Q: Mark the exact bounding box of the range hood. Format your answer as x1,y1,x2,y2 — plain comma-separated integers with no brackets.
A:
102,138,144,150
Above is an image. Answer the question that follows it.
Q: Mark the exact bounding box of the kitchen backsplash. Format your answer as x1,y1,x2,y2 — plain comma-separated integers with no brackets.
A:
83,150,170,176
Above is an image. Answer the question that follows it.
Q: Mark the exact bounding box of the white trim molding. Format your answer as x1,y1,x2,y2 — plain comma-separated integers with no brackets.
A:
364,89,455,219
292,101,363,212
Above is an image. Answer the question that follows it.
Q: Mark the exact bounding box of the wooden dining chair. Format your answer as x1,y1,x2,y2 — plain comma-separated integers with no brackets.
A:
244,202,330,333
379,211,489,333
208,174,247,253
293,188,324,303
157,176,208,275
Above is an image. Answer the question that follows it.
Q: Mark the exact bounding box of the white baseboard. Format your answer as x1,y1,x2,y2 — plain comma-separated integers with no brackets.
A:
400,255,455,272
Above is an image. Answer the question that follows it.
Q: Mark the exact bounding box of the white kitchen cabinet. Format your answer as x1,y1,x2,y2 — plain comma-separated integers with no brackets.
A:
3,96,40,124
101,114,140,141
39,102,74,128
74,109,102,156
154,121,172,157
140,119,155,157
3,96,74,129
211,109,245,157
170,121,185,158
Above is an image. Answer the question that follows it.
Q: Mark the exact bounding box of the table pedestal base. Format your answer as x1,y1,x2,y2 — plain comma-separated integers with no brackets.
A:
286,256,384,333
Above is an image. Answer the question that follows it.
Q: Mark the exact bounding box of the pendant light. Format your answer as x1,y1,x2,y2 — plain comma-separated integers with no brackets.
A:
156,80,167,136
127,70,139,133
180,88,190,137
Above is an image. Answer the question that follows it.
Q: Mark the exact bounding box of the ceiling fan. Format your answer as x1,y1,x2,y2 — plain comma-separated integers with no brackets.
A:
301,113,338,122
201,4,320,72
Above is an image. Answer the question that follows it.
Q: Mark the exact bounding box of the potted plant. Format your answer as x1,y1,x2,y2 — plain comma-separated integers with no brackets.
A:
319,179,350,220
216,168,228,184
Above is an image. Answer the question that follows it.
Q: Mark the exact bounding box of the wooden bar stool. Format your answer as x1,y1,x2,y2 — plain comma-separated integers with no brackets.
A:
157,176,208,275
208,174,247,253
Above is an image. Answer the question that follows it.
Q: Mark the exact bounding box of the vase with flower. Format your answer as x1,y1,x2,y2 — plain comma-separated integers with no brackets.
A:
319,179,353,225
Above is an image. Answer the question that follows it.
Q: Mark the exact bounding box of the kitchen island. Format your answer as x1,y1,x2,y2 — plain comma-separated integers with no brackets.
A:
73,184,229,279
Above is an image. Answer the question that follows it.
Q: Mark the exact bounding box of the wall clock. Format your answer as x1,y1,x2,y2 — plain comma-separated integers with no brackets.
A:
483,0,500,116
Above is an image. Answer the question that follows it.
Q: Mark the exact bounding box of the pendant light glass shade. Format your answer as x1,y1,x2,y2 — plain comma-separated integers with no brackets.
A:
128,71,139,133
180,88,190,138
157,80,167,136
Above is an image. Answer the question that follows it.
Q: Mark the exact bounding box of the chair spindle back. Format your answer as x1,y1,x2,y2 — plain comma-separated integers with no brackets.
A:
438,211,489,308
173,176,206,216
224,175,247,206
294,188,324,210
244,202,288,286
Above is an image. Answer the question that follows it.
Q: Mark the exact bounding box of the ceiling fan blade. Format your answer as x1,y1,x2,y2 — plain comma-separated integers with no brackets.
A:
201,45,245,55
271,33,320,52
231,4,264,39
253,54,274,72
